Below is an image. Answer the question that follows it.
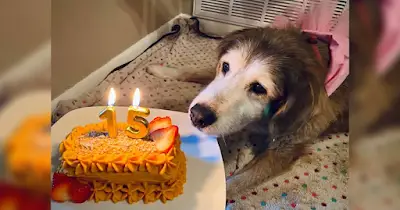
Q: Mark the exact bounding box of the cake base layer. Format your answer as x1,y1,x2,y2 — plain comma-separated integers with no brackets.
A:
87,157,186,204
86,153,186,204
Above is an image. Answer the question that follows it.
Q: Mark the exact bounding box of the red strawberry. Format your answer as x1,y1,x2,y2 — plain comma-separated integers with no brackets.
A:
0,183,24,209
0,197,19,210
0,182,20,197
150,125,178,153
148,116,172,133
0,182,50,210
51,173,73,202
21,194,50,210
51,183,70,202
52,173,73,186
69,180,91,203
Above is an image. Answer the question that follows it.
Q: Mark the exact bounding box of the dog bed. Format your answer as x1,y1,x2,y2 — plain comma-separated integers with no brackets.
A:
52,17,349,209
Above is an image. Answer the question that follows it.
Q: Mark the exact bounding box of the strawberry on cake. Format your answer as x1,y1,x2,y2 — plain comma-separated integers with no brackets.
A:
53,116,187,204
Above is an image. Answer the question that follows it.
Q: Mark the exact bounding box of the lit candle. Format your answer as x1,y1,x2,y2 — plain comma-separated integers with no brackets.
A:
99,88,118,138
125,88,150,139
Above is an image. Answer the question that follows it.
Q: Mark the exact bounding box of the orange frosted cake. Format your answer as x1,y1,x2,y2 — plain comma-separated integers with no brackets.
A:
53,117,187,204
5,113,51,194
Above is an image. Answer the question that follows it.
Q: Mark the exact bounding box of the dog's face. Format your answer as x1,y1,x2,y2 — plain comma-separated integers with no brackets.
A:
189,27,325,136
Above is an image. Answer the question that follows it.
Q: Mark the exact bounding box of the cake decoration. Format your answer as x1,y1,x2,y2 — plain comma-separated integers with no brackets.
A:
51,173,92,203
150,125,178,153
53,88,187,204
126,88,150,139
98,88,117,138
148,116,173,133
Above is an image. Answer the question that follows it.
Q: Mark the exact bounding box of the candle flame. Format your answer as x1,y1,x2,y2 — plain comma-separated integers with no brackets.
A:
132,88,140,107
108,88,116,106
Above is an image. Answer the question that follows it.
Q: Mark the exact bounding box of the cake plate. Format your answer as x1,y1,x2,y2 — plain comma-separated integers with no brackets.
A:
51,107,226,210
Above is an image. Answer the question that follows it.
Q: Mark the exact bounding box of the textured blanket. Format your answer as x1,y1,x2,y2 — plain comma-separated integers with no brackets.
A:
52,18,349,210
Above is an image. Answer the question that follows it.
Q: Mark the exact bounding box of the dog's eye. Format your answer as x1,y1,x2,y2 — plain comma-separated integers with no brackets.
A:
249,82,267,95
222,62,229,75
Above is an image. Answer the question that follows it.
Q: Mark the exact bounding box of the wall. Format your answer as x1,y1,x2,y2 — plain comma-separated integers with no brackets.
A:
0,0,50,74
52,0,193,98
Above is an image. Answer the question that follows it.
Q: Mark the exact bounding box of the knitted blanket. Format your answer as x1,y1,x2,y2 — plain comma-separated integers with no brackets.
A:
52,17,349,210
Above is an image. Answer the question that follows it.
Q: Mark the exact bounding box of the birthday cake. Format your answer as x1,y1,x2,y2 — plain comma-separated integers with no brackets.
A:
5,113,51,195
53,116,187,204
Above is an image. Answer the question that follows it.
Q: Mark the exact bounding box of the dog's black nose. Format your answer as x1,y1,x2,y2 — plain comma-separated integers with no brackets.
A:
190,104,217,128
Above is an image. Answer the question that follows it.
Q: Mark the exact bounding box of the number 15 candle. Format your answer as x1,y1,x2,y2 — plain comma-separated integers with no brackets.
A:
125,88,150,139
99,88,118,138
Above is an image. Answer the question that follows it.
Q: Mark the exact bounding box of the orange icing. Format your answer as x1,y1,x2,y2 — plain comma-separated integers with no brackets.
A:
5,113,51,194
87,161,186,204
59,122,187,204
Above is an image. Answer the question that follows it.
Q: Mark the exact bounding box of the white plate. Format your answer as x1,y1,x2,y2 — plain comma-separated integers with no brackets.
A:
0,90,50,177
0,90,50,144
51,107,226,210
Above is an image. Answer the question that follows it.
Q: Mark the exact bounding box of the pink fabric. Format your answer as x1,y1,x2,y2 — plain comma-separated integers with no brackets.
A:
272,0,349,96
376,0,400,74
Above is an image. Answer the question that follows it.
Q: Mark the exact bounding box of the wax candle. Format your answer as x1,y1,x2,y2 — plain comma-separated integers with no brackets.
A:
125,88,150,139
99,88,118,138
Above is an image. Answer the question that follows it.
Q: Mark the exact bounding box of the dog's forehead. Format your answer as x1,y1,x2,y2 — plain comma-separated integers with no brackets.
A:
221,46,273,72
220,47,247,70
220,47,279,97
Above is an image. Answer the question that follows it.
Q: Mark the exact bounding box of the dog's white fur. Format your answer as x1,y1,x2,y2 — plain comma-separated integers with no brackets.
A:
190,48,278,135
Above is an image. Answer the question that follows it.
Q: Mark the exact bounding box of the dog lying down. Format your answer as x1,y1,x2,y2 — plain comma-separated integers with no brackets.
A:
148,6,349,201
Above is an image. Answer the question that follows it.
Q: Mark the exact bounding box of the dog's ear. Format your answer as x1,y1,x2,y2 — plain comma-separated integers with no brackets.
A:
268,71,319,138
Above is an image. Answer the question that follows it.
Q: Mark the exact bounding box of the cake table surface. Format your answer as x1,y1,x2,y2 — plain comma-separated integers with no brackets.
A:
51,107,226,210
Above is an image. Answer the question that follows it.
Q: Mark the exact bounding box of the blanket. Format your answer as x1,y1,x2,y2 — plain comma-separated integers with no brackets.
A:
52,17,349,210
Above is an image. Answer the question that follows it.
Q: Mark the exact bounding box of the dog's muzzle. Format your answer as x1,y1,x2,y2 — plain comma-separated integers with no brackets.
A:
190,104,217,128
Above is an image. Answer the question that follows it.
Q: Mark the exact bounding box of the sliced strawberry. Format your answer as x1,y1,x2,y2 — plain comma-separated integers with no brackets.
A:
69,180,91,203
21,194,50,210
51,173,73,202
0,197,20,210
51,183,70,202
148,116,172,133
150,125,178,153
52,173,73,186
0,183,24,209
0,182,20,197
0,182,50,210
